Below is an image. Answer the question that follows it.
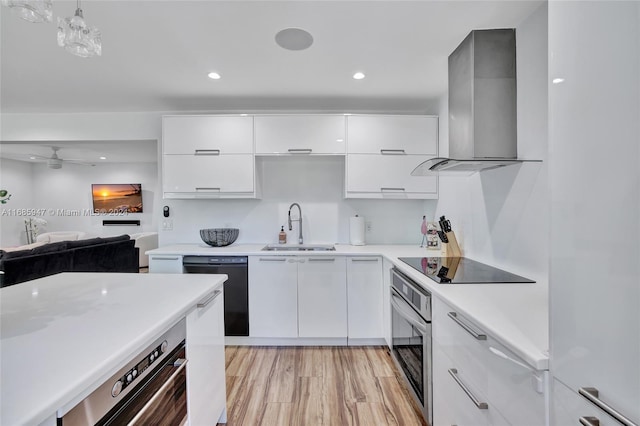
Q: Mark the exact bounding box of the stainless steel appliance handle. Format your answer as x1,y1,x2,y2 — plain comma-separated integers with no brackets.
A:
380,187,406,192
380,149,406,155
447,312,487,340
195,149,220,155
448,368,488,409
126,359,188,426
390,292,428,334
580,417,601,426
259,257,287,262
578,387,637,426
152,256,180,261
195,187,221,191
197,289,222,308
288,149,313,154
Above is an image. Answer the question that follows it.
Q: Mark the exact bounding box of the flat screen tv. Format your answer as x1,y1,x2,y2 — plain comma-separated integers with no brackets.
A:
92,184,143,213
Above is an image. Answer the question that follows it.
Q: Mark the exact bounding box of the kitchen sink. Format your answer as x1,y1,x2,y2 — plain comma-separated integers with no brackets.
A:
261,244,336,252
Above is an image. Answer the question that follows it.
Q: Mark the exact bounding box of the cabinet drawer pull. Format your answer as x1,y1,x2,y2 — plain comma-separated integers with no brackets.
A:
579,417,601,426
195,149,220,155
152,256,180,261
448,312,487,340
288,149,313,154
351,258,379,262
195,187,221,191
197,289,222,308
380,187,406,192
258,257,287,262
380,149,406,155
448,368,488,410
308,258,336,262
579,387,637,426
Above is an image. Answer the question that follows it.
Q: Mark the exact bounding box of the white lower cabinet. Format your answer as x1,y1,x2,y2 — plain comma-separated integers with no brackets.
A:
298,257,347,338
248,257,298,338
552,378,623,426
382,258,393,349
432,296,546,425
346,256,383,342
186,286,226,425
149,255,183,273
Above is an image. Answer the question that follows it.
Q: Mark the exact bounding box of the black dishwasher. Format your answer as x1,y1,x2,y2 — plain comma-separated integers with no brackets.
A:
182,256,248,336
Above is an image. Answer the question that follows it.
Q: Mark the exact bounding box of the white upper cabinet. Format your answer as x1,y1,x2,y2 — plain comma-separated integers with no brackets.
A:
347,115,438,155
255,115,346,155
162,155,254,197
163,115,254,154
346,155,438,198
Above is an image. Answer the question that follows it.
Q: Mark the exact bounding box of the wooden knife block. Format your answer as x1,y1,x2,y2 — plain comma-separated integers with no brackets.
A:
443,231,462,257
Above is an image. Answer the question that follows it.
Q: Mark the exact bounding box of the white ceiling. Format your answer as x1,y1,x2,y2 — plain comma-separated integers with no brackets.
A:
0,141,158,163
1,0,543,114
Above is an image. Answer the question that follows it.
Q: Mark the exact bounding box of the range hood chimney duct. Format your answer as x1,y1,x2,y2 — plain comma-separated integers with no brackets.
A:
412,29,539,175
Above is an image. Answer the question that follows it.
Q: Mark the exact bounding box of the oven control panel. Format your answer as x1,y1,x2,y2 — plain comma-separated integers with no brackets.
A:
111,340,168,397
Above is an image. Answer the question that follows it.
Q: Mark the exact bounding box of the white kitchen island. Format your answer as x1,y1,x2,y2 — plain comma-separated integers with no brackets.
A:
0,273,227,426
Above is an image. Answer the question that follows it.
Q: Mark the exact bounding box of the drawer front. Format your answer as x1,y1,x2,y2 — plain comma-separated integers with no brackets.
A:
433,344,510,426
552,378,626,426
433,297,546,425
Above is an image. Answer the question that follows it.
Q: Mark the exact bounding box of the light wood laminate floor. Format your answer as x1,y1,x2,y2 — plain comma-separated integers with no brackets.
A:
220,346,427,426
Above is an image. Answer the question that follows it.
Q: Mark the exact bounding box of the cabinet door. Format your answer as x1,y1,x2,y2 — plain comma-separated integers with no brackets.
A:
346,154,437,198
549,2,640,424
255,115,346,154
346,256,383,340
552,378,623,426
347,115,438,155
162,154,254,195
297,257,347,338
248,257,298,338
163,116,253,154
186,287,226,425
382,259,393,349
149,255,183,273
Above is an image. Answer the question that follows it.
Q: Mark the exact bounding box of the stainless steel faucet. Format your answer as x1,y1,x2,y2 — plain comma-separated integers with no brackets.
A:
288,203,303,244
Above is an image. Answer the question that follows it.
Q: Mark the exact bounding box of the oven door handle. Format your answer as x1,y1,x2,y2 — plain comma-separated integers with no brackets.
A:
391,292,429,334
126,359,188,426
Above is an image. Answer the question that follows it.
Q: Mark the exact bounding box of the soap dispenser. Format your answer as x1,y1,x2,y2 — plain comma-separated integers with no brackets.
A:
279,226,287,244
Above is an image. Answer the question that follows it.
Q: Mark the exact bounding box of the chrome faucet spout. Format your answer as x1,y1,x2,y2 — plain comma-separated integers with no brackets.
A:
288,203,303,244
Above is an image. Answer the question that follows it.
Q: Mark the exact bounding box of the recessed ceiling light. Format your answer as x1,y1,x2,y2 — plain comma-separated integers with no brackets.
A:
29,156,36,160
99,156,107,160
336,139,344,142
240,114,248,117
353,72,366,80
552,78,565,84
208,72,221,80
275,28,314,51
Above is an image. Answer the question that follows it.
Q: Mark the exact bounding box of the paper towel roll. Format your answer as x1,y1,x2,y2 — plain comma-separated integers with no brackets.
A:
350,215,365,246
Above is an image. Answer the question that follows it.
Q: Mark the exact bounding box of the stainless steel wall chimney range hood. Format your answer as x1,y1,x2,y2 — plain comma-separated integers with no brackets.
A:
412,29,539,175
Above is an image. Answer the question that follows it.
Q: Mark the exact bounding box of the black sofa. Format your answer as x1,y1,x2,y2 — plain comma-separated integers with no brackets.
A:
0,234,139,288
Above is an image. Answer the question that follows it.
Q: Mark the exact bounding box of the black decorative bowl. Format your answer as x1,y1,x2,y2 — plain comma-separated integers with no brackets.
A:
199,228,239,247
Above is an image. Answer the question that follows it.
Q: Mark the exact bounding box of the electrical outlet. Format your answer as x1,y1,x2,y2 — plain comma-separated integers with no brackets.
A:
162,219,173,231
365,221,372,233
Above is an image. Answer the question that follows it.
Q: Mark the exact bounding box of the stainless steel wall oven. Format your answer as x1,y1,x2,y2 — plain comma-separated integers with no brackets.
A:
390,268,432,425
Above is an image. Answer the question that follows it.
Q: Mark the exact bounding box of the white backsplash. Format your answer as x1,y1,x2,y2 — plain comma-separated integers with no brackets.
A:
160,156,436,246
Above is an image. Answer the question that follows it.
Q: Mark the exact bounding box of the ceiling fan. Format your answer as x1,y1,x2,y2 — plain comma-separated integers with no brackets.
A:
29,146,96,169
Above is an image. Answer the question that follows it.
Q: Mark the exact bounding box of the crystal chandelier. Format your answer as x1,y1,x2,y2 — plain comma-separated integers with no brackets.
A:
1,0,53,23
57,0,101,58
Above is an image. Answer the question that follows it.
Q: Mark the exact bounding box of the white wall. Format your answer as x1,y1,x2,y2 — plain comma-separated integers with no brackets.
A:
432,3,549,282
161,156,435,245
0,159,35,246
29,162,159,237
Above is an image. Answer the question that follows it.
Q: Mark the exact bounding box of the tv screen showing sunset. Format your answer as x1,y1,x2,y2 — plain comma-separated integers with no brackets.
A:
92,184,143,213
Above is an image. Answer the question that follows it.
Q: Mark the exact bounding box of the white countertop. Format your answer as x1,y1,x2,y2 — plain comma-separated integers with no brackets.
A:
148,243,549,370
0,273,226,426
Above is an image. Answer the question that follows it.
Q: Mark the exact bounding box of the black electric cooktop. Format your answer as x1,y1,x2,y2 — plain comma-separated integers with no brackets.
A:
399,257,535,284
